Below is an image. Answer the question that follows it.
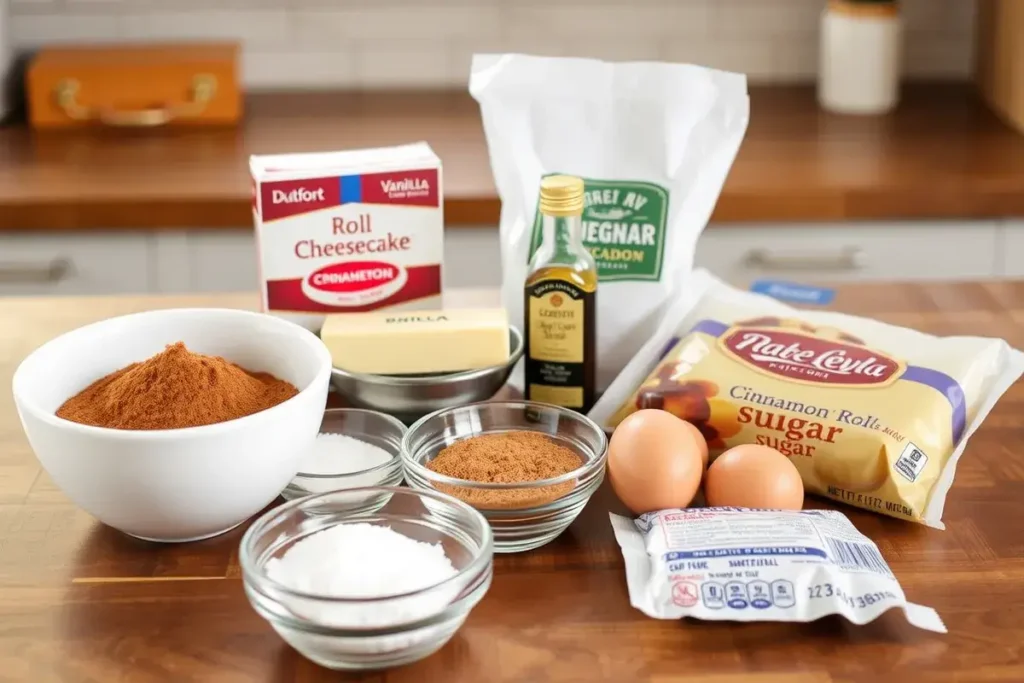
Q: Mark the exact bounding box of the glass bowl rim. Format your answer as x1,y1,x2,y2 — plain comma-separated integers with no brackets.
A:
400,400,609,491
296,408,408,479
239,485,494,603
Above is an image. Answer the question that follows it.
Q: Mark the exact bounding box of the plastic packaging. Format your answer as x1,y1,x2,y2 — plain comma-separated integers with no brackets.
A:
469,54,749,391
611,508,946,633
591,269,1024,527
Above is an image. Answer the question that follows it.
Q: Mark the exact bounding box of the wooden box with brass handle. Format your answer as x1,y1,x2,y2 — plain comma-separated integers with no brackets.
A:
26,42,241,129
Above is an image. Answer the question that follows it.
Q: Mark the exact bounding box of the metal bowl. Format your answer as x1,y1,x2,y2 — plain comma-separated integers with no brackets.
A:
329,326,524,423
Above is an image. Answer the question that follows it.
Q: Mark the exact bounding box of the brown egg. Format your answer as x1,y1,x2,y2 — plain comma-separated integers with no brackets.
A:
705,444,804,510
680,419,709,469
608,409,706,515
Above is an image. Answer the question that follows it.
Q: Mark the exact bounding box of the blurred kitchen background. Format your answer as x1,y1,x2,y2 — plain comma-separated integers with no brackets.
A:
4,0,977,87
1,0,1022,298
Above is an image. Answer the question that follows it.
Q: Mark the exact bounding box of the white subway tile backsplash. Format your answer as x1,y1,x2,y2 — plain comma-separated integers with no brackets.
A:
774,38,819,83
10,12,120,46
655,38,714,68
482,35,662,63
64,0,123,6
714,0,820,39
902,0,975,36
127,0,286,6
355,40,455,88
905,36,975,79
294,5,500,44
119,11,289,47
507,2,712,39
10,0,58,10
243,50,358,90
7,0,978,89
287,10,347,48
663,38,778,81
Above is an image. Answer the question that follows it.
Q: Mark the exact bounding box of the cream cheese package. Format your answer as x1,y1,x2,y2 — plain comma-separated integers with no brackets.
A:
591,270,1024,528
250,143,444,331
470,54,750,391
611,508,946,633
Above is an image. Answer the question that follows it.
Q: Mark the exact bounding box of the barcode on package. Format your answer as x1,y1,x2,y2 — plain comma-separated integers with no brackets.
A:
825,538,892,576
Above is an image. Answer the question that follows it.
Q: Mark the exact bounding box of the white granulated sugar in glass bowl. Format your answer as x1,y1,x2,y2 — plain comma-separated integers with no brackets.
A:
266,522,460,654
283,415,407,503
297,433,393,492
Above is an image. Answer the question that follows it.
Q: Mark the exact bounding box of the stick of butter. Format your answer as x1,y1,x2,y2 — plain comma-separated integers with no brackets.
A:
321,308,510,375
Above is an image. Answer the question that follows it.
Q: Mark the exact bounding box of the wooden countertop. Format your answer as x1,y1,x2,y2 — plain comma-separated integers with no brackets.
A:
3,282,1024,681
3,83,1024,232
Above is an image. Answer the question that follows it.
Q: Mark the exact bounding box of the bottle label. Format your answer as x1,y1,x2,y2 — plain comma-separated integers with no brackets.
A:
526,279,591,408
527,175,669,283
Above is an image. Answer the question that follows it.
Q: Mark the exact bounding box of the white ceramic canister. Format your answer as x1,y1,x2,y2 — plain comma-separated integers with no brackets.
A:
818,0,902,115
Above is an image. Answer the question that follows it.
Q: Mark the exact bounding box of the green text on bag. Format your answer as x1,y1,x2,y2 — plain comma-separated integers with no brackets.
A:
528,176,669,282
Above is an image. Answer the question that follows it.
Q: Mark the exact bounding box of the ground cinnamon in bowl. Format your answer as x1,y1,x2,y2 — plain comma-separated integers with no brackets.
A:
425,432,583,510
56,342,298,430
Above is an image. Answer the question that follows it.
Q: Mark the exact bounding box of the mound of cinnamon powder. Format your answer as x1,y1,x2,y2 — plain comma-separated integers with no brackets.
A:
56,342,298,430
426,432,583,510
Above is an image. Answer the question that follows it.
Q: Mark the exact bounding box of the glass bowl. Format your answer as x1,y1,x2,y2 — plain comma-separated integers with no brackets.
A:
240,487,493,671
401,401,608,553
282,408,406,506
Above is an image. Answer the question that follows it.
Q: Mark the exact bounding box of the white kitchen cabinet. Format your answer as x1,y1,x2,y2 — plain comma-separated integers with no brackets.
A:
0,233,153,297
192,232,259,292
424,222,1002,291
151,231,259,294
695,222,1000,287
0,221,1007,299
433,222,1002,291
997,221,1024,277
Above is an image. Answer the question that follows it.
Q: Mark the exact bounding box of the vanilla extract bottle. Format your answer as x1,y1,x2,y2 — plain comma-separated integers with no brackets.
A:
524,175,597,413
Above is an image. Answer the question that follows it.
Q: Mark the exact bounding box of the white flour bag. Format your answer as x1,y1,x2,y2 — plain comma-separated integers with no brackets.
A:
470,53,749,390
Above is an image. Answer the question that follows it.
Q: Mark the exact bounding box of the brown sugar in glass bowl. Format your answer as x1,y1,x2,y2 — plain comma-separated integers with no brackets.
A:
425,431,583,509
56,342,298,431
401,401,609,553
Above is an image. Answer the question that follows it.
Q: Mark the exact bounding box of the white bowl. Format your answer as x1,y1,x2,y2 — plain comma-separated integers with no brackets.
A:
12,308,332,543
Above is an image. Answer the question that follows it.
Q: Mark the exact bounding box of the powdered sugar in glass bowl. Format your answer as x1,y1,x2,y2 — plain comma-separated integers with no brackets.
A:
240,486,493,671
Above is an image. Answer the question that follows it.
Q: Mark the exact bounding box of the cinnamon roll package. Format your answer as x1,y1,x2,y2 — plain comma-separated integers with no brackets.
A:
590,270,1024,527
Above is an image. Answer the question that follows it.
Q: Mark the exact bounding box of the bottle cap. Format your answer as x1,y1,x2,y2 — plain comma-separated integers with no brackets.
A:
539,175,585,216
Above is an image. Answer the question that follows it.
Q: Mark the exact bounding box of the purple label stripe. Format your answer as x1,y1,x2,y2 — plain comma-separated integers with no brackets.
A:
900,367,967,443
693,320,729,337
655,321,727,360
670,319,968,444
656,337,681,361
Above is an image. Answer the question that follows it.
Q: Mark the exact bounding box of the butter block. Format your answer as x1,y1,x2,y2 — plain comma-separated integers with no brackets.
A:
321,308,510,375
